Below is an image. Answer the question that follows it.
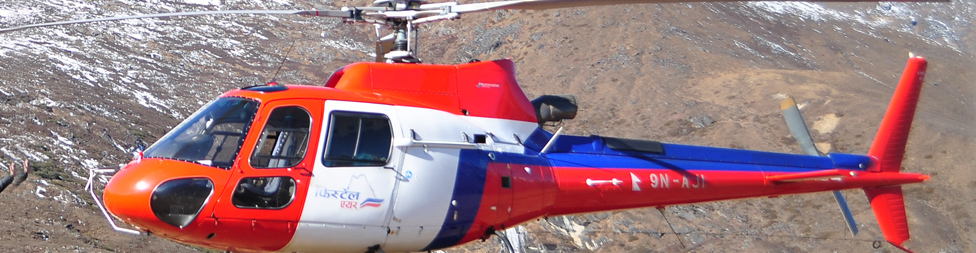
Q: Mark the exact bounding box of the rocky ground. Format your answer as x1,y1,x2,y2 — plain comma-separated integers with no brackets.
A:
0,0,973,252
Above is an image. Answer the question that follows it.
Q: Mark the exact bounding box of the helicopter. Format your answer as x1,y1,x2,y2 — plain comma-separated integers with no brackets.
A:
0,0,937,252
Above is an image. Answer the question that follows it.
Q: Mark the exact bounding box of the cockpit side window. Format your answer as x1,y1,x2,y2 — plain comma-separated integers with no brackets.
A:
232,176,297,209
250,106,312,168
322,112,392,167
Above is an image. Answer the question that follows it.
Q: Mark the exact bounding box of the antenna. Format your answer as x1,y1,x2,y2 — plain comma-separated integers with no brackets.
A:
269,40,297,82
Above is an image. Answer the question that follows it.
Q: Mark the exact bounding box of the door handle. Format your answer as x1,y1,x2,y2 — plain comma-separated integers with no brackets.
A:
384,166,410,181
293,163,314,176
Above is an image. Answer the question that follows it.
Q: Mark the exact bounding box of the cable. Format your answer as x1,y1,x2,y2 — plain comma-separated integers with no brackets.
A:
658,208,687,248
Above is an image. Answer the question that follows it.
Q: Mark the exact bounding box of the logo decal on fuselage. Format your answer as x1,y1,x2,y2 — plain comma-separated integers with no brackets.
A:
314,174,385,209
476,82,500,88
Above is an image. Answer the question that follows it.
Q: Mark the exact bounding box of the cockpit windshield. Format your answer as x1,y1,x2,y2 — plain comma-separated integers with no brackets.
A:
143,97,259,169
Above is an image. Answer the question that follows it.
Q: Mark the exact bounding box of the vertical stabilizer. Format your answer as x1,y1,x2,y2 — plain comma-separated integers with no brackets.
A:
867,56,927,172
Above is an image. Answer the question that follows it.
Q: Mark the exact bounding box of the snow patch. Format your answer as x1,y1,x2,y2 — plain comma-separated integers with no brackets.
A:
70,170,87,180
35,185,47,198
131,89,175,117
30,97,60,107
748,2,848,22
505,226,526,253
549,216,604,250
323,39,372,54
0,147,21,161
733,40,764,59
51,131,74,146
81,158,99,170
754,36,799,59
16,145,49,161
744,2,968,53
182,0,221,6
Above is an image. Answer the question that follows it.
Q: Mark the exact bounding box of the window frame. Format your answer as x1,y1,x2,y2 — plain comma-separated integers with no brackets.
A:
321,111,394,167
230,176,298,209
248,106,313,169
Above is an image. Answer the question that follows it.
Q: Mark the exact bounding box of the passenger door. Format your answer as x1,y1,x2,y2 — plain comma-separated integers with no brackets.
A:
301,100,403,228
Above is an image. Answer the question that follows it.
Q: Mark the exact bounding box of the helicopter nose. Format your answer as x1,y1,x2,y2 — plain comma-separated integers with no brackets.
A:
103,164,159,230
103,160,215,235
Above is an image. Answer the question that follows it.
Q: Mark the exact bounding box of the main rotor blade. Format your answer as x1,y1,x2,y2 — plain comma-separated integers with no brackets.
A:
0,10,353,34
780,97,820,156
832,190,859,236
447,0,947,14
780,97,859,236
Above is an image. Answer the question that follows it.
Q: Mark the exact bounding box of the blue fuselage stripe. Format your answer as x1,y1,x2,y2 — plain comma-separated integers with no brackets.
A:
546,153,829,173
539,134,843,172
422,150,488,250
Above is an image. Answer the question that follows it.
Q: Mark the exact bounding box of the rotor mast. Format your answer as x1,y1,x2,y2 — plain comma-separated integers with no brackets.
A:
363,0,458,63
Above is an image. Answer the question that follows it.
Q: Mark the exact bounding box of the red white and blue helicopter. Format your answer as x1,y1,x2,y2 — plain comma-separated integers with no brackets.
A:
0,0,936,252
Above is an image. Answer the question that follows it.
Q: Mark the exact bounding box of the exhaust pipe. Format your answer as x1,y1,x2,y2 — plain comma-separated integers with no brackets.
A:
531,95,578,126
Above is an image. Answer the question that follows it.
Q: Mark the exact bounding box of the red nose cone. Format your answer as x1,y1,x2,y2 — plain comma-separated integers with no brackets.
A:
103,159,226,238
103,161,163,232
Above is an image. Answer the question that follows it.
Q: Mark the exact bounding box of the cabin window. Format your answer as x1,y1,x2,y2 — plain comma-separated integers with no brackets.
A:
250,106,312,168
232,176,296,209
322,112,392,167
